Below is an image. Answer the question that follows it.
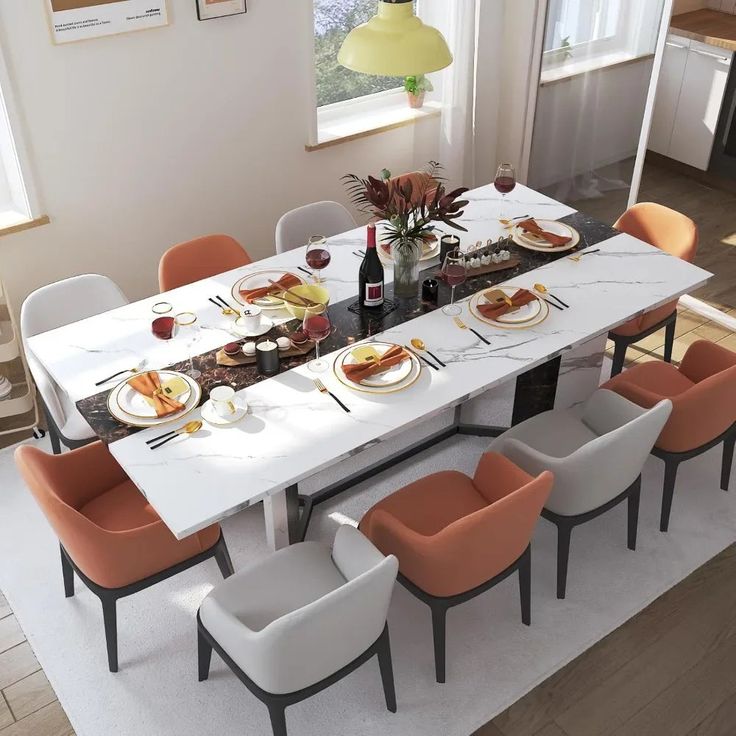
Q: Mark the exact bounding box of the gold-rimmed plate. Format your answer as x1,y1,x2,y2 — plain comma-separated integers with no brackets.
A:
481,288,543,325
342,344,414,388
107,371,202,428
333,342,422,394
232,270,307,310
469,286,550,330
115,372,192,419
512,220,580,253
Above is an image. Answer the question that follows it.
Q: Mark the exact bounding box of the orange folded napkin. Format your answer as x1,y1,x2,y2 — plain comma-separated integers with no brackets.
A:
518,219,571,247
240,274,301,304
127,372,185,418
478,289,537,321
343,345,410,384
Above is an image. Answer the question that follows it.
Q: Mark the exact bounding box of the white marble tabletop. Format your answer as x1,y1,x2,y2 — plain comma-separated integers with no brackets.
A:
26,183,710,548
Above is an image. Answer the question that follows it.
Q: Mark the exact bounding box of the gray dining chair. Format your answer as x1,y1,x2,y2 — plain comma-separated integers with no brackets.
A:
490,389,672,599
21,274,129,454
275,201,356,254
197,524,399,736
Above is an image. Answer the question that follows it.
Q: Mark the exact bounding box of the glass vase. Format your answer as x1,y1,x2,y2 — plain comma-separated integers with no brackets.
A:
392,239,422,298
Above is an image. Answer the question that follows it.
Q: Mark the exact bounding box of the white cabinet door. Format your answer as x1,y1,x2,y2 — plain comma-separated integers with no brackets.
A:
669,41,733,170
648,35,690,156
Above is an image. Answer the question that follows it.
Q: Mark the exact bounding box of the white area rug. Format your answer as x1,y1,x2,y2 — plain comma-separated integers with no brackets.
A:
0,430,734,736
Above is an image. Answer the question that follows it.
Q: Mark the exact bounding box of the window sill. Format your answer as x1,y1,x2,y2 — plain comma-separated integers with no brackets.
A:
307,99,442,152
0,213,50,238
540,51,655,87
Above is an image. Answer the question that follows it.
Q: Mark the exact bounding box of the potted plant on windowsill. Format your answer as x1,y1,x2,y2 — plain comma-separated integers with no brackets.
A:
342,162,469,297
404,74,434,109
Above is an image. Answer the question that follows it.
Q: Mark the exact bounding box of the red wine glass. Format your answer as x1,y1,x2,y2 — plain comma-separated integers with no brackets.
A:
306,236,331,284
152,316,175,340
494,163,517,222
441,252,467,316
302,304,332,373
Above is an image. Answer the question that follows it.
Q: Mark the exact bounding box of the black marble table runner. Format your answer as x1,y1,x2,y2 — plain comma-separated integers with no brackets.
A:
77,212,618,444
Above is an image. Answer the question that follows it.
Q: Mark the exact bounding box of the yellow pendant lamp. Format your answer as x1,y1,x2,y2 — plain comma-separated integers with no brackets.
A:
338,0,453,77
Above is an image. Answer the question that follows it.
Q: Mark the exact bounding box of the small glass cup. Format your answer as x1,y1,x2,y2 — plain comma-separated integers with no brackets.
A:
152,301,173,315
175,311,201,380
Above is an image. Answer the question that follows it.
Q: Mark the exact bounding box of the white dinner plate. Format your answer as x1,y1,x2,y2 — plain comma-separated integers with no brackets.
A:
334,343,422,394
469,286,550,329
232,270,306,309
512,220,580,253
481,288,543,325
342,344,414,387
107,371,201,428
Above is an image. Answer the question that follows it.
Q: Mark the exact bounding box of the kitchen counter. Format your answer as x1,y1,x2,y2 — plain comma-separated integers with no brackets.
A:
671,9,736,52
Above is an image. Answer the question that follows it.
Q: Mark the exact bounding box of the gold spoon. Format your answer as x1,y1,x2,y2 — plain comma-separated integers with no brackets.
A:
410,338,447,368
148,420,203,449
533,283,569,309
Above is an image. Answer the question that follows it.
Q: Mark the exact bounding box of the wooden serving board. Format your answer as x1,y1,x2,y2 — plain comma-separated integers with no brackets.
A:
216,341,315,367
463,256,520,278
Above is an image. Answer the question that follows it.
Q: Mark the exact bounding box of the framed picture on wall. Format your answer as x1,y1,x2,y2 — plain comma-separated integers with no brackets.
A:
196,0,246,21
46,0,169,44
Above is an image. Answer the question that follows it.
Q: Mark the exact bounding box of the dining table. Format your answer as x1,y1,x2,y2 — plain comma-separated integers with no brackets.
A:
25,183,712,551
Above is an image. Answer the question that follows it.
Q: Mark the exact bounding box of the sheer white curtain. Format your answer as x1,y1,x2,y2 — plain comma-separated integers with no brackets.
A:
422,0,480,188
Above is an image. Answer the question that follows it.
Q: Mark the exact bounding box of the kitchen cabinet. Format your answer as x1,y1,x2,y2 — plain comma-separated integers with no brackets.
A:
649,35,733,170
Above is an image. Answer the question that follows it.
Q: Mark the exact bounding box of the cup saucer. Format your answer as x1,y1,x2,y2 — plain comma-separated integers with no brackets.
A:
201,399,248,426
233,315,274,338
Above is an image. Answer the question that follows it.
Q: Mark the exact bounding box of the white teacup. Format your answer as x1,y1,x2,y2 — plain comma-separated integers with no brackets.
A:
237,305,262,333
210,386,238,419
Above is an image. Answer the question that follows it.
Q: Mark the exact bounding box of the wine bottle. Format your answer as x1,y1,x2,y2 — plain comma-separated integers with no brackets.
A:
359,223,385,309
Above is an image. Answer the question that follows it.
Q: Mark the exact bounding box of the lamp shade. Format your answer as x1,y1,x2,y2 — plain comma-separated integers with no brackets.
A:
338,1,453,77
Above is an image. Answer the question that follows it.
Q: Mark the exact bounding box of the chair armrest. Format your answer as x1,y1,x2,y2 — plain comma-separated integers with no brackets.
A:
680,339,736,384
602,379,663,412
331,524,387,581
581,389,648,436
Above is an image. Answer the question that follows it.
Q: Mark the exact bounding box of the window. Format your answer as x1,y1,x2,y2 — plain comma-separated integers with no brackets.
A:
0,47,36,229
313,0,415,108
542,0,664,78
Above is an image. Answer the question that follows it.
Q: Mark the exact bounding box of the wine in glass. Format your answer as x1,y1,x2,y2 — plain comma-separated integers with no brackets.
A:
306,236,331,284
302,304,332,373
174,311,202,380
441,252,467,316
494,163,517,222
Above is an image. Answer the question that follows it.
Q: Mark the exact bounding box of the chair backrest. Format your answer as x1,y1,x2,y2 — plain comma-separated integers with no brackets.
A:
158,234,252,292
20,274,129,429
545,391,673,515
252,525,397,694
615,202,698,262
275,201,356,254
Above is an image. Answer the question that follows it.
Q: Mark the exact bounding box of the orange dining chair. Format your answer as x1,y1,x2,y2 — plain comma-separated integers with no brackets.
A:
603,339,736,532
608,203,698,377
15,441,235,672
360,452,553,683
158,234,252,292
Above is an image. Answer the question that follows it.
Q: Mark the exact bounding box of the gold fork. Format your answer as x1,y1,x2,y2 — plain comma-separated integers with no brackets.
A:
569,248,601,262
314,379,350,413
453,317,490,345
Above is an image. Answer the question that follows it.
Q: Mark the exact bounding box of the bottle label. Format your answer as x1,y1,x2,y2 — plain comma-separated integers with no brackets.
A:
364,282,384,306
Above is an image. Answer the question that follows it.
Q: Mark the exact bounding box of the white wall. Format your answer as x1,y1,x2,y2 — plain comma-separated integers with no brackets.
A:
0,1,440,311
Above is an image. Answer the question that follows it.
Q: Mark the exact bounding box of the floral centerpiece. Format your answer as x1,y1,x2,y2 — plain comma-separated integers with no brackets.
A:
342,162,469,296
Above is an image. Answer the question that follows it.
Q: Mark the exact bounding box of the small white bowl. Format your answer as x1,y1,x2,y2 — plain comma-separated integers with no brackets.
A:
242,342,257,357
276,336,291,352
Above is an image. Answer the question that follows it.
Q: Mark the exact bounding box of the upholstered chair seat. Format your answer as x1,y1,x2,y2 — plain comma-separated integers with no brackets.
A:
490,390,672,598
275,201,356,254
198,525,398,736
360,452,553,682
158,234,252,292
15,441,233,671
603,339,736,531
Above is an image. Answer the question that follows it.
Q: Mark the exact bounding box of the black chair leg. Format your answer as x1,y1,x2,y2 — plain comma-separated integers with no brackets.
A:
430,605,447,684
60,546,74,598
518,547,531,626
663,315,677,364
660,459,681,533
721,435,735,492
266,704,288,736
376,627,397,712
610,338,628,378
556,524,573,600
627,480,641,551
101,597,119,673
48,425,62,455
214,537,235,579
198,626,213,682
